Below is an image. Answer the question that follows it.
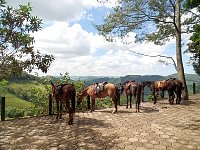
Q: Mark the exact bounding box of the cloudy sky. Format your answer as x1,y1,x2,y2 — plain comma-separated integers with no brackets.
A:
7,0,195,77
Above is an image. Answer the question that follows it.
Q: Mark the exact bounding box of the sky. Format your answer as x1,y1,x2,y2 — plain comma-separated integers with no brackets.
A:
6,0,195,77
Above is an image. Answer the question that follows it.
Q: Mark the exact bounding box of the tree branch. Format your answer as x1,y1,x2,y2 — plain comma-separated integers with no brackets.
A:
124,47,177,71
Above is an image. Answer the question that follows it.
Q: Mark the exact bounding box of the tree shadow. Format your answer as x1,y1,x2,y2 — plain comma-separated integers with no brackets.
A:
0,114,118,150
140,106,159,113
181,99,196,106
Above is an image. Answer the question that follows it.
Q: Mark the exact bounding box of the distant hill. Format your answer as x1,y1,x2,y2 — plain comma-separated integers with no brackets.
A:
79,74,200,86
6,72,200,86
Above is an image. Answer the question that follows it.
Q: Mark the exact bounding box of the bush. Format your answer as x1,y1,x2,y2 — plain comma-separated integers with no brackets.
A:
25,106,42,117
6,107,24,118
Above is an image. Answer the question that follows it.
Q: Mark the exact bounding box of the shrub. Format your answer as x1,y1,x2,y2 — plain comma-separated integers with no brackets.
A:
6,107,24,118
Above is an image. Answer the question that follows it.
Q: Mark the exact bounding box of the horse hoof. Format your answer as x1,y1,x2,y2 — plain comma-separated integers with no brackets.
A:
68,120,73,125
112,111,116,114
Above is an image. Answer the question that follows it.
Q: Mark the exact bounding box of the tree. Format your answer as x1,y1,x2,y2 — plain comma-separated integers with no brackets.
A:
184,0,200,75
95,0,200,99
0,0,54,80
186,25,200,75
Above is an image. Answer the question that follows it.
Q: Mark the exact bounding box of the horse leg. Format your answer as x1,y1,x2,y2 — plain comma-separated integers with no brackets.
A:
56,99,59,119
66,100,73,125
135,101,138,113
136,86,141,113
112,97,117,114
176,90,181,104
60,101,63,119
87,95,91,110
177,92,181,104
130,95,132,108
160,90,164,99
90,98,95,112
153,90,157,104
126,95,128,109
168,90,174,105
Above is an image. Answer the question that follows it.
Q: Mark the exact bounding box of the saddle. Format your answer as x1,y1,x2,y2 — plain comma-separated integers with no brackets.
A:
93,82,107,94
155,80,168,90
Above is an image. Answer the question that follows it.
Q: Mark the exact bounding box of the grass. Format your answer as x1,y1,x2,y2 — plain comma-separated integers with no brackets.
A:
1,93,33,109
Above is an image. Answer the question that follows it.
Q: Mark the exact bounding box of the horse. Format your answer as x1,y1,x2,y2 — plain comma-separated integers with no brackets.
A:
141,80,167,104
141,79,183,105
120,80,142,112
77,82,120,114
166,78,183,105
51,82,76,125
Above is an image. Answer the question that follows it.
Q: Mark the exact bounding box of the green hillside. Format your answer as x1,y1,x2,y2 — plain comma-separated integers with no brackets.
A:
1,73,200,109
1,93,33,109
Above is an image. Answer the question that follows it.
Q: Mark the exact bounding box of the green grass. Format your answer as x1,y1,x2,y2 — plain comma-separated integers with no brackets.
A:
1,93,33,109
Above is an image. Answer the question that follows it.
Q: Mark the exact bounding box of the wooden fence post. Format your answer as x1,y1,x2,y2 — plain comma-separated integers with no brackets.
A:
193,83,196,94
1,97,5,121
49,94,52,115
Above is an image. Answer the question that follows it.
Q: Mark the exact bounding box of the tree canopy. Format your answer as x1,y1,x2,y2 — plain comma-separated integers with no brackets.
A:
95,0,200,99
0,0,54,80
185,0,200,75
95,0,199,44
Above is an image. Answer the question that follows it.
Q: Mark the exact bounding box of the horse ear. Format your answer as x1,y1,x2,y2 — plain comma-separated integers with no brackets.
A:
50,81,54,86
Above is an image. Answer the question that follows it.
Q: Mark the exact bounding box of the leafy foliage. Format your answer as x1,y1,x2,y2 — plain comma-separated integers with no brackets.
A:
95,0,199,44
184,0,200,76
0,0,54,80
185,25,200,75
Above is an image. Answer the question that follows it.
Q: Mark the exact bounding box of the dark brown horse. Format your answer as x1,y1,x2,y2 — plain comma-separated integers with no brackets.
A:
77,83,120,113
141,78,183,105
51,82,76,125
166,78,183,105
120,80,142,112
141,80,167,104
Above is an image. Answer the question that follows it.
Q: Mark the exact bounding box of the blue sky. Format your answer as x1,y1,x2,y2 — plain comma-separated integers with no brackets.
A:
7,0,195,77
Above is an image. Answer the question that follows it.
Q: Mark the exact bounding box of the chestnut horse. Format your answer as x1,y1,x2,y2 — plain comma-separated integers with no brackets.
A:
51,82,76,125
120,80,142,112
77,83,120,114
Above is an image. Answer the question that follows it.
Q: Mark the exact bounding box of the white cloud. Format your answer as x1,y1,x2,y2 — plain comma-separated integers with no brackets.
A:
31,20,180,76
5,0,194,76
6,0,101,22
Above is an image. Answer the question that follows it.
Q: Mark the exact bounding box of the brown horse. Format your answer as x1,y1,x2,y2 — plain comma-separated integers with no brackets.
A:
166,78,183,105
141,80,167,104
51,82,76,125
141,78,183,105
77,83,120,113
120,80,142,112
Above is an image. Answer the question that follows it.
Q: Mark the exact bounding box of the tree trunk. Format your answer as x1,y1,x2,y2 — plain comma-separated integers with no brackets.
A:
176,0,189,100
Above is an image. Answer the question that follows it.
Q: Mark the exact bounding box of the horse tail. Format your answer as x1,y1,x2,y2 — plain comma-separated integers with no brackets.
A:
115,86,120,105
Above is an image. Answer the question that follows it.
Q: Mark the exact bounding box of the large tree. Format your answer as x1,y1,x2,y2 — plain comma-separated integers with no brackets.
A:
0,0,54,80
184,0,200,75
95,0,200,99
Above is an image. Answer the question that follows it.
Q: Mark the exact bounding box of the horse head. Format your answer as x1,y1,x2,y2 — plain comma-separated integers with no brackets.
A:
51,82,59,97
